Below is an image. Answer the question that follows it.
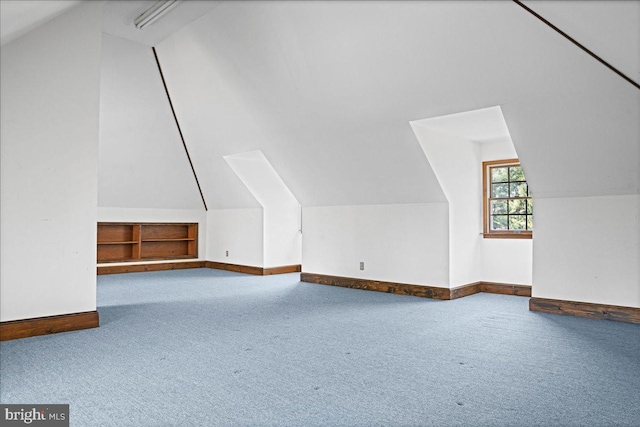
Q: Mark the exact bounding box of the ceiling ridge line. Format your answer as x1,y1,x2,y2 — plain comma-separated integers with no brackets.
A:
152,46,209,211
512,0,639,91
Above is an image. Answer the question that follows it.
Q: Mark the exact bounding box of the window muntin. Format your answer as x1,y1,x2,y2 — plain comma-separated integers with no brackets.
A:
483,159,532,238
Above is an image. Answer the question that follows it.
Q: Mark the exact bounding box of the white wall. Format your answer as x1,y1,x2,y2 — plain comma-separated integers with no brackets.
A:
302,204,449,287
413,125,482,287
97,207,207,263
224,151,301,268
479,139,533,285
481,239,533,285
263,206,301,268
412,113,533,288
533,195,640,308
479,139,517,163
207,209,264,267
0,3,102,322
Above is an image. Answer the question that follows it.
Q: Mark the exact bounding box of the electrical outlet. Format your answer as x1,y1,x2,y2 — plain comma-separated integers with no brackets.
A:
360,262,364,270
225,250,229,257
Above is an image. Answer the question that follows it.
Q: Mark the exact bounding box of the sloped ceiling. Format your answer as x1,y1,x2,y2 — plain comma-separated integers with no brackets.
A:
98,1,639,209
102,0,223,47
520,0,639,82
0,0,81,46
498,1,639,198
98,34,205,209
412,106,512,145
224,151,300,208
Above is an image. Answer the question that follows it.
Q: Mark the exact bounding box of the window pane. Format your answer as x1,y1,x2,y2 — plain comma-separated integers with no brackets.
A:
492,183,509,198
509,166,525,181
491,215,508,230
484,160,534,237
491,167,508,183
491,200,507,214
509,215,527,230
510,182,528,197
508,199,527,214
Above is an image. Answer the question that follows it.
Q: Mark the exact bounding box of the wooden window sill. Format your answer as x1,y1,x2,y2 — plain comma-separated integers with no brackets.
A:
483,232,532,239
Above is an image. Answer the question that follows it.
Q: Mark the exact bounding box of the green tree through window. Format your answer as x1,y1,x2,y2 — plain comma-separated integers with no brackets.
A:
483,159,532,239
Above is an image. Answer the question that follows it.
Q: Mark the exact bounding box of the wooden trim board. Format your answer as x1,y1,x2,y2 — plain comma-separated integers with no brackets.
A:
445,281,532,299
530,298,640,324
0,311,99,341
264,265,302,275
300,273,452,300
479,282,532,297
206,261,263,275
98,261,300,276
450,282,481,300
98,261,206,275
98,265,528,298
206,262,301,276
301,273,531,301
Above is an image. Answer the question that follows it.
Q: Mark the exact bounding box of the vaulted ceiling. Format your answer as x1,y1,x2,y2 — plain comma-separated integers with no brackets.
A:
5,1,639,209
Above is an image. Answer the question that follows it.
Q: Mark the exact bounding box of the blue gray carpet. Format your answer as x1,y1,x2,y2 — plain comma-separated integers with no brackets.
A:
1,269,639,426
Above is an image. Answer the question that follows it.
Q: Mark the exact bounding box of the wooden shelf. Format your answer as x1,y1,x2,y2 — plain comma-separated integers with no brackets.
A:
142,238,196,242
98,241,138,245
97,222,197,263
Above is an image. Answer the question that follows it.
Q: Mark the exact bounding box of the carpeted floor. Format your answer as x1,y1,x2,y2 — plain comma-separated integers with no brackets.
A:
1,268,639,426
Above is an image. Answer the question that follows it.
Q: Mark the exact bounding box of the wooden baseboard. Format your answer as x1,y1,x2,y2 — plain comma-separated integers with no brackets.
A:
206,262,301,276
480,282,532,297
529,298,640,324
301,273,531,301
98,261,300,276
263,264,302,275
451,282,532,299
300,273,451,300
0,311,99,341
98,261,206,275
450,282,481,300
206,261,264,275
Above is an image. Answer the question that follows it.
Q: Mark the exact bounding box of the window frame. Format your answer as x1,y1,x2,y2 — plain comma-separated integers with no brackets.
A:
482,158,532,239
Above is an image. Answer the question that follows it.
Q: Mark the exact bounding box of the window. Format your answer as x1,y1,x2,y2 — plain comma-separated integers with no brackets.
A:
482,159,532,239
